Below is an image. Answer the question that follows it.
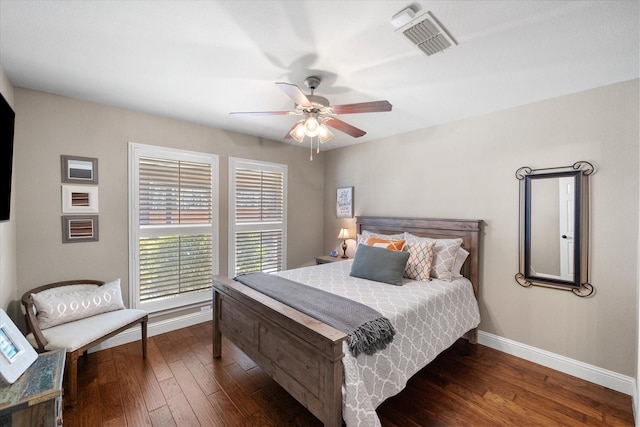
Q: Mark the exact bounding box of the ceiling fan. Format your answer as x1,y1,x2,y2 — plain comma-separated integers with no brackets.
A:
230,76,392,145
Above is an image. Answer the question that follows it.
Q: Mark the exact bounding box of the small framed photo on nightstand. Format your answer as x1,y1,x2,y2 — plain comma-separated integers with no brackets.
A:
0,309,37,384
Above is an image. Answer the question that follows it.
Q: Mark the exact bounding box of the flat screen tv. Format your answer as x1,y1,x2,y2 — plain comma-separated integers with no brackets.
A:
0,93,15,222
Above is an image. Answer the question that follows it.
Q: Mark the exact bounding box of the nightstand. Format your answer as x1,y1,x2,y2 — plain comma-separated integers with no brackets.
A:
315,255,350,265
0,349,65,427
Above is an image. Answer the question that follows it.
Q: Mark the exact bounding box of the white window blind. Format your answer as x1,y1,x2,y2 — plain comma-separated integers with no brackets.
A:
229,158,287,276
129,143,218,312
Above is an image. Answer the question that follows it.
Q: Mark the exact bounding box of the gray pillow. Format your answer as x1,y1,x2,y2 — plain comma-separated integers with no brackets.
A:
350,244,410,286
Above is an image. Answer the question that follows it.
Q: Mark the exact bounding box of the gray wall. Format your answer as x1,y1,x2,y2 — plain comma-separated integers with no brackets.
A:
324,79,639,377
7,79,640,380
12,88,324,316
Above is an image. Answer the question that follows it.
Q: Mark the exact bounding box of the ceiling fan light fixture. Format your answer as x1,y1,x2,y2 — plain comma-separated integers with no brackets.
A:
290,121,306,142
231,75,390,156
303,115,320,137
318,123,333,143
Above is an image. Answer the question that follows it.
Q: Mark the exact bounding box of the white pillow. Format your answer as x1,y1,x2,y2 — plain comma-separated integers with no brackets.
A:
32,279,125,330
450,247,470,278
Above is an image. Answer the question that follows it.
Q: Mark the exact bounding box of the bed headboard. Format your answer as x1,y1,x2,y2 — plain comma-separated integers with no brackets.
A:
356,216,482,298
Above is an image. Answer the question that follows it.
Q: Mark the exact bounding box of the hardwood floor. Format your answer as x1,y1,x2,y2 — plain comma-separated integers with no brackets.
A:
63,321,633,426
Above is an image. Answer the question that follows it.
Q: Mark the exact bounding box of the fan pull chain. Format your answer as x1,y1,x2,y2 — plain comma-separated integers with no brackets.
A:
310,137,313,161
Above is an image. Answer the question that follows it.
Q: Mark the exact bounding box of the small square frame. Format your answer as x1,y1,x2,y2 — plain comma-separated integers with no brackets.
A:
0,309,38,384
62,215,99,243
62,185,99,213
61,155,98,184
336,186,353,218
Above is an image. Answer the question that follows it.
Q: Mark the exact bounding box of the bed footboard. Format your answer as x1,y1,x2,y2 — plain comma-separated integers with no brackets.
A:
213,275,347,427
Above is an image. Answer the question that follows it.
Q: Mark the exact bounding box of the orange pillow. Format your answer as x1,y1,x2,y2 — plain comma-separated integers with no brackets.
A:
367,237,406,251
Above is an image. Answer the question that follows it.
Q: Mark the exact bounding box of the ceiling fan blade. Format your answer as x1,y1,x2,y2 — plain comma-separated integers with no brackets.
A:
276,82,312,107
229,111,294,116
324,117,366,138
331,100,392,115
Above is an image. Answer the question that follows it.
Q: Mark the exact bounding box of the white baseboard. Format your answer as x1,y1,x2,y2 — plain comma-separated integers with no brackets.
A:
478,331,635,396
88,310,213,353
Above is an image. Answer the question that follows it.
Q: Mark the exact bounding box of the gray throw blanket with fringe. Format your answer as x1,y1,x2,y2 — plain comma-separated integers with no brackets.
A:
234,272,395,357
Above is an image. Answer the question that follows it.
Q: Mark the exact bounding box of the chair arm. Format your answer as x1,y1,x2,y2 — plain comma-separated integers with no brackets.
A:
21,294,48,352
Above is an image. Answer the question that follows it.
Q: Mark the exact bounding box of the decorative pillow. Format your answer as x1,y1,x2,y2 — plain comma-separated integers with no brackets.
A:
357,231,405,255
350,244,410,286
360,230,404,246
451,247,470,278
366,237,406,251
32,279,126,330
403,239,436,281
404,233,463,281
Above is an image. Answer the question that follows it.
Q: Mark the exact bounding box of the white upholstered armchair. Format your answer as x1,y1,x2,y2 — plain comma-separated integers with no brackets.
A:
21,279,148,406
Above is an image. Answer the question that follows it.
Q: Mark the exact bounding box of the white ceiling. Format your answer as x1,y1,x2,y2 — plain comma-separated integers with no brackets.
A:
0,1,638,150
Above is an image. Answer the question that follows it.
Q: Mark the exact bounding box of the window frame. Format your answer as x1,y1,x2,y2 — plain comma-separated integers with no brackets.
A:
228,157,288,277
128,142,219,313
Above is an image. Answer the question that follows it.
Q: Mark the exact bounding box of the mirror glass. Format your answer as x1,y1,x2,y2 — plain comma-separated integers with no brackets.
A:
516,162,594,297
526,172,580,286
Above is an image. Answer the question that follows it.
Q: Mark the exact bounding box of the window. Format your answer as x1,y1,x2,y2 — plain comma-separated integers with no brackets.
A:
129,143,218,313
229,158,287,277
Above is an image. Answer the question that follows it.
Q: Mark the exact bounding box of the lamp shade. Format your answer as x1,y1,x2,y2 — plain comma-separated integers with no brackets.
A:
318,123,333,143
304,116,320,136
289,121,305,142
337,228,350,239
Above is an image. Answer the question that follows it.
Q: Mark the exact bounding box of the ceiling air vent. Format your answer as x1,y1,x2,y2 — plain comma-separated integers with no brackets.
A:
393,10,457,56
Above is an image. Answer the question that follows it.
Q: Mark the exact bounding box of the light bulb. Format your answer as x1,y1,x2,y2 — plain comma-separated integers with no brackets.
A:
304,117,319,137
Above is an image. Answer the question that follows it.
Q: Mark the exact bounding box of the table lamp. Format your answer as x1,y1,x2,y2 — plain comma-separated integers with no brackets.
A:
337,228,350,258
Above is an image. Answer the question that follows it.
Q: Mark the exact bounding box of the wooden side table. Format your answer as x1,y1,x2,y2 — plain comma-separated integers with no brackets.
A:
0,349,65,427
315,255,350,265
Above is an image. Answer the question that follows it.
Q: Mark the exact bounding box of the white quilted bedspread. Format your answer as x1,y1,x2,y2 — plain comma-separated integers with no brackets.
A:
276,260,481,427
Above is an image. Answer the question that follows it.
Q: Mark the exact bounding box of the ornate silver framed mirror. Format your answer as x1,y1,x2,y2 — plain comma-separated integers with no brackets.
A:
515,161,595,297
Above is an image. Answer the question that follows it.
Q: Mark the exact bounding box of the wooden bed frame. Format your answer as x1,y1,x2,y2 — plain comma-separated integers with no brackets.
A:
213,216,482,426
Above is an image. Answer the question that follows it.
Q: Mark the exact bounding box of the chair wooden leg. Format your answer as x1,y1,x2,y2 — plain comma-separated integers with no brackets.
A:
65,350,79,407
141,316,148,359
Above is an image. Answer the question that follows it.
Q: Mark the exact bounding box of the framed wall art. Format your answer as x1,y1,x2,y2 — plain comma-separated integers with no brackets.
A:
62,215,99,243
61,155,98,184
61,185,99,214
336,186,353,218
